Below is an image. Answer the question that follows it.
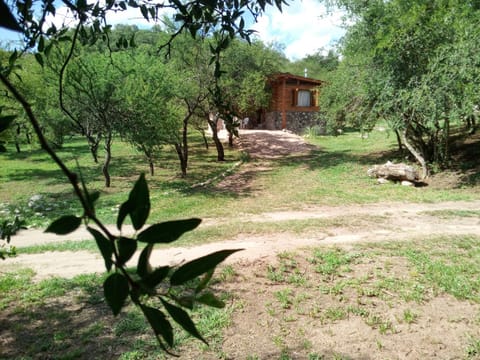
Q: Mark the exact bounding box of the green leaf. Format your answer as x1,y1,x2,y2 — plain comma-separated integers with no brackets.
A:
103,273,129,316
34,53,44,67
142,266,170,288
116,200,131,230
87,190,100,209
0,114,16,133
196,292,225,308
117,237,137,265
170,249,242,286
175,295,194,309
137,243,153,278
0,0,22,32
128,173,150,230
141,305,174,347
161,298,207,345
195,269,214,294
88,227,113,272
38,36,45,52
44,215,81,235
137,218,202,244
140,5,148,20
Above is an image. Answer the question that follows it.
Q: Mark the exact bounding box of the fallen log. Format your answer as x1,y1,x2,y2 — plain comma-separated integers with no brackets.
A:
367,161,419,182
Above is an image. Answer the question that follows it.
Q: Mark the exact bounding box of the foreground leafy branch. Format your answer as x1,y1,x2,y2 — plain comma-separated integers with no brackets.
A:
0,0,288,350
1,68,242,351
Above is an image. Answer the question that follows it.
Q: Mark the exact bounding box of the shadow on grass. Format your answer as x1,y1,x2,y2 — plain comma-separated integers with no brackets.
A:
272,146,404,172
451,134,480,187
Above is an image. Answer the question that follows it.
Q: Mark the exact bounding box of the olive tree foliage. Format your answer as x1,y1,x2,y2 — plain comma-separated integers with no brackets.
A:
320,0,480,178
0,0,287,351
116,50,186,177
287,48,339,79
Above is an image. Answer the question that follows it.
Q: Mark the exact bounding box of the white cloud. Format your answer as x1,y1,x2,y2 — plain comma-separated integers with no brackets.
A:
251,0,346,60
44,2,172,31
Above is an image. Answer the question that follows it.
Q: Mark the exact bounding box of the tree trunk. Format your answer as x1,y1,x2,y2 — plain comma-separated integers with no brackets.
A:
148,159,154,177
14,140,20,153
175,143,187,178
400,129,428,179
86,133,101,163
207,114,224,161
103,132,112,188
394,130,403,152
182,116,189,173
467,114,476,134
367,162,419,182
443,116,450,166
199,128,209,150
228,132,234,148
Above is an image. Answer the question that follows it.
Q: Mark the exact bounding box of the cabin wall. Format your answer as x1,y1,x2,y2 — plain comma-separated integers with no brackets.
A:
265,111,326,134
269,83,320,112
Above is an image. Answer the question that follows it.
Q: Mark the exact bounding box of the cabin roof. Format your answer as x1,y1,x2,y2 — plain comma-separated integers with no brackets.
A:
268,72,324,86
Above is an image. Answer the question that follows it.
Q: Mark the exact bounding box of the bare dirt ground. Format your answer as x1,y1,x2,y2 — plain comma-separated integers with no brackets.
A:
3,129,480,359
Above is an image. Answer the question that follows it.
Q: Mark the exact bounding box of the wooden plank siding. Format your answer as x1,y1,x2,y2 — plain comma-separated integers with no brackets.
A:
267,73,323,130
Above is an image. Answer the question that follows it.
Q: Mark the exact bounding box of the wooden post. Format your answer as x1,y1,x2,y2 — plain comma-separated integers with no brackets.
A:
281,77,287,129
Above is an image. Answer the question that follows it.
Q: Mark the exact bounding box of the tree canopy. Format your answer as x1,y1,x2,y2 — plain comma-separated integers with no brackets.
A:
320,0,480,177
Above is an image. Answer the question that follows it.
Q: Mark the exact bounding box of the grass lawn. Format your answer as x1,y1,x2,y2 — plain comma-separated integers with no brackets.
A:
1,127,479,229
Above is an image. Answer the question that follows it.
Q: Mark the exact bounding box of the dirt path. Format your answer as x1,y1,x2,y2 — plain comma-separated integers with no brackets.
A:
3,130,480,280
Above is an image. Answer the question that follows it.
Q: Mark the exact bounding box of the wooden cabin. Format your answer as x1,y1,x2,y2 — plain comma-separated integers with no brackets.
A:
258,73,324,133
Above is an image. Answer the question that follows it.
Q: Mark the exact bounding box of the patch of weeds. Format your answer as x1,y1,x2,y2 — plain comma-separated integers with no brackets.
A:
218,265,237,282
324,306,348,322
400,283,426,303
267,252,302,284
302,338,313,351
376,339,383,350
275,288,294,309
279,350,292,360
265,301,276,316
347,305,369,318
309,353,325,360
379,320,395,335
114,309,149,336
293,292,311,315
309,248,358,277
465,336,480,359
358,286,381,298
283,314,297,322
364,313,395,334
267,264,285,282
287,270,308,286
404,248,480,302
0,268,35,309
401,309,418,324
319,279,354,296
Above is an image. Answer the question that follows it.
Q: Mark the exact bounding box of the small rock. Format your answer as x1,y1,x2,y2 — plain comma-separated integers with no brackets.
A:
377,178,389,184
401,180,414,186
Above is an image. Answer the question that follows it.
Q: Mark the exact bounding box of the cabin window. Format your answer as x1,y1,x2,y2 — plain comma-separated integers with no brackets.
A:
297,90,311,107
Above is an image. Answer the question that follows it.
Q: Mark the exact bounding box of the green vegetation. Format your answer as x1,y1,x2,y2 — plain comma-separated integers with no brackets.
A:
2,128,479,235
1,0,480,357
320,0,480,178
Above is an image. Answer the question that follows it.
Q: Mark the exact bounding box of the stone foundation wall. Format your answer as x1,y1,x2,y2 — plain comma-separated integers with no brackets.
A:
264,111,326,134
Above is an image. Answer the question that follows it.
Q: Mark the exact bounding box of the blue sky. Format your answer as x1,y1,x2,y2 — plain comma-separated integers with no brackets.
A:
0,0,346,60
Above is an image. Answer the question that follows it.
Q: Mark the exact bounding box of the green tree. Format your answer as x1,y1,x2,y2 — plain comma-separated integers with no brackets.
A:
0,0,286,351
321,0,480,177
